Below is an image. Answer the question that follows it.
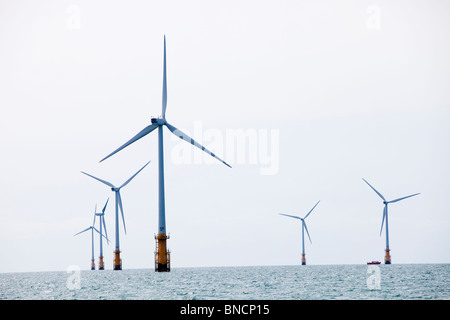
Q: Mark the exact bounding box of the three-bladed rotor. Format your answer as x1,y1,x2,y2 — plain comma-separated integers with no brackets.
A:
95,198,110,244
81,161,150,235
99,36,231,168
279,200,320,245
362,178,420,236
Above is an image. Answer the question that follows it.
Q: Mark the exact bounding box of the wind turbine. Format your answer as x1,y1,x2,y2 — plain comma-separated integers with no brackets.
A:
98,36,231,272
279,201,320,265
362,178,420,264
95,198,110,270
81,161,151,270
74,211,106,270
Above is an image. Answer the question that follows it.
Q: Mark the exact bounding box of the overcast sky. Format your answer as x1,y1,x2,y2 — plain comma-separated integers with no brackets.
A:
0,0,449,273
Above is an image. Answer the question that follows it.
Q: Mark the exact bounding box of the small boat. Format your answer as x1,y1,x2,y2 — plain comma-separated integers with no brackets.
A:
367,261,381,265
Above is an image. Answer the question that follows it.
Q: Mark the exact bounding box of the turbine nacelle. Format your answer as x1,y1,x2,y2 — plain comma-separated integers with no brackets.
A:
151,118,166,125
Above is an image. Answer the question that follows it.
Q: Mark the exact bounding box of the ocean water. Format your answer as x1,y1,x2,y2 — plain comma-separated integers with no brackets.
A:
0,264,448,300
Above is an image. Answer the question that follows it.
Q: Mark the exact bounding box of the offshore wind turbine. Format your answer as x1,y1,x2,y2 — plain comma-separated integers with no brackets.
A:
95,198,110,270
99,35,231,272
81,161,151,270
74,211,106,270
362,178,420,264
279,201,320,265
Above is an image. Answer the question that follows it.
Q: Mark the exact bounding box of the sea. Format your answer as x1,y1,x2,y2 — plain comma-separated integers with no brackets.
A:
0,264,449,300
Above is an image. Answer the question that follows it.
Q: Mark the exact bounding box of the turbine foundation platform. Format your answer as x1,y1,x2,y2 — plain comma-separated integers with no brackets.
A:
384,248,391,264
91,259,95,270
113,250,122,270
155,233,170,272
99,256,105,270
301,253,306,265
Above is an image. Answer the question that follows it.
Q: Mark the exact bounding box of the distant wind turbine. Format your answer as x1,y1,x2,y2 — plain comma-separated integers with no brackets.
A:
362,178,420,264
98,36,231,272
95,198,110,270
74,209,107,270
279,201,320,265
81,161,151,270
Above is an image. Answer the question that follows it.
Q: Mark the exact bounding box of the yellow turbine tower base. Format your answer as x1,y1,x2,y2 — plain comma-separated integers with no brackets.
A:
113,250,122,270
385,248,391,264
301,254,306,265
155,233,170,272
98,256,105,270
91,259,95,270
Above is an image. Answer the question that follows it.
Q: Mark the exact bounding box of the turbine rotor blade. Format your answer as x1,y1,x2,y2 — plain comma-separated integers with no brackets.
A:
162,35,167,118
303,221,312,244
380,205,387,236
102,216,109,244
102,198,109,214
81,171,115,188
279,213,302,220
304,200,320,220
362,178,386,201
99,124,158,163
74,227,91,237
120,161,151,189
165,122,231,168
388,193,420,204
117,191,126,235
93,227,108,240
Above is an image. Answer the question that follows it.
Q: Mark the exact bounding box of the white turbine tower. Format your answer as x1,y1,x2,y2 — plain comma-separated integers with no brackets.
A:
81,161,151,270
99,36,231,272
95,198,110,270
279,201,320,265
362,178,420,264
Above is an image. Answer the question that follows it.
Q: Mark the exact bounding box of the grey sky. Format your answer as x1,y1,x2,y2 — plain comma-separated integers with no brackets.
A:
0,0,449,272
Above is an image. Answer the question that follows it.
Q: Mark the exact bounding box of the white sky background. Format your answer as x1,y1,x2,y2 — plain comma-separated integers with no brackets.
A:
0,0,449,273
